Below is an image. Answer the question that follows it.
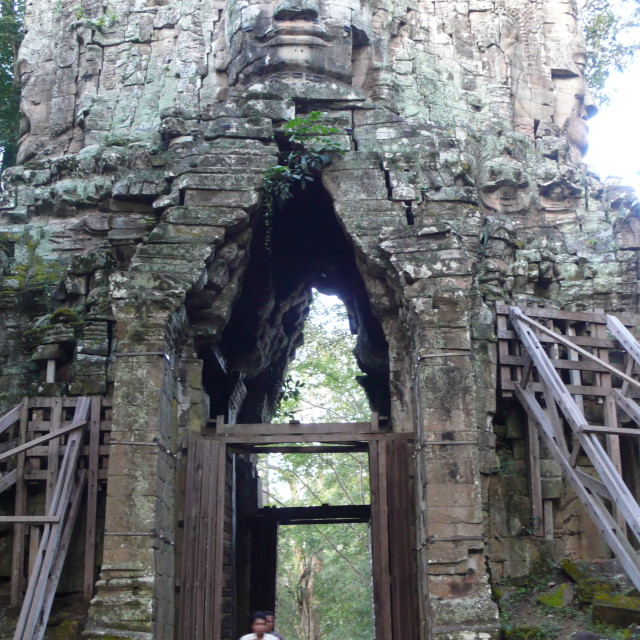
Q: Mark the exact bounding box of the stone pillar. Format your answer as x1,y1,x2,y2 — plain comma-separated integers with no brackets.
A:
84,279,185,639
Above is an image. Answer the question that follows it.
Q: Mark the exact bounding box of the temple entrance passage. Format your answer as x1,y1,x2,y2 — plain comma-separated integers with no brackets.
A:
252,447,374,640
177,420,418,640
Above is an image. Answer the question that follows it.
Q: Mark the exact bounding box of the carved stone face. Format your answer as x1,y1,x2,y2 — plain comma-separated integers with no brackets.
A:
478,155,532,214
536,160,584,212
225,0,369,85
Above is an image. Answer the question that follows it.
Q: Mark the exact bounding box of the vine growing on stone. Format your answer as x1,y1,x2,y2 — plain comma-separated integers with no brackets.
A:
263,111,344,249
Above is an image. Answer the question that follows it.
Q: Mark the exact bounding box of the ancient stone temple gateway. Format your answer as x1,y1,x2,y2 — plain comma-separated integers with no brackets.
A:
1,0,640,638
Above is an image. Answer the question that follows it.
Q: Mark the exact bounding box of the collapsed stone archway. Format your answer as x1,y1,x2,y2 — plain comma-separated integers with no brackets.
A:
194,179,391,425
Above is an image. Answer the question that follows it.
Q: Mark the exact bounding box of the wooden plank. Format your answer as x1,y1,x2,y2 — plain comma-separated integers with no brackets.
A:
0,516,60,524
261,505,370,522
614,390,640,427
178,438,199,640
0,403,22,435
0,469,17,494
501,379,636,397
515,383,640,590
227,444,368,454
217,421,373,435
499,327,620,349
368,441,384,640
511,309,640,391
15,423,86,640
198,440,214,640
575,469,613,500
0,421,88,462
377,440,393,640
583,425,640,436
526,419,544,537
496,302,613,324
595,321,625,529
32,471,87,640
28,527,40,579
211,443,227,640
541,380,568,455
566,326,585,413
11,398,29,607
543,499,554,540
607,315,640,369
46,398,63,513
511,318,640,542
84,396,102,601
497,314,513,396
500,353,620,374
212,432,413,445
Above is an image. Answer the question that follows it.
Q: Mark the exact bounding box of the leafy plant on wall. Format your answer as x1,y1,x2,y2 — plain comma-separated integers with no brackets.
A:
262,112,345,249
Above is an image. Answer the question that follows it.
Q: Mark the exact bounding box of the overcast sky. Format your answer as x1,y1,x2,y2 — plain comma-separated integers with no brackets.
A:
584,59,640,194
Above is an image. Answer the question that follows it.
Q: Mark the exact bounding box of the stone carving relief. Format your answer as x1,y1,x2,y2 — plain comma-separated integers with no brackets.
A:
224,0,371,85
477,137,533,214
535,158,584,212
543,0,598,160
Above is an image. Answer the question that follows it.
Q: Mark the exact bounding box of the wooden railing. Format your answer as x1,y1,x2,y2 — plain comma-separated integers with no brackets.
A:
0,396,111,640
499,304,640,590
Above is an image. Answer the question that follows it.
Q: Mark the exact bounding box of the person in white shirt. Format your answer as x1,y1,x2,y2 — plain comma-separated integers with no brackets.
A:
239,611,278,640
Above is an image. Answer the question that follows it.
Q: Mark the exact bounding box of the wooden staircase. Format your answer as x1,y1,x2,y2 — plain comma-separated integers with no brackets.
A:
0,396,111,640
498,304,640,590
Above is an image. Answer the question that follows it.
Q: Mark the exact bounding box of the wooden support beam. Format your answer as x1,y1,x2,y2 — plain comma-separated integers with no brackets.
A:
511,308,640,391
0,469,17,494
84,396,102,602
525,419,544,537
515,383,640,591
228,444,368,454
0,421,88,462
32,471,87,640
0,403,22,436
0,516,60,524
11,398,29,607
607,314,640,370
216,421,374,436
46,398,63,513
543,499,554,540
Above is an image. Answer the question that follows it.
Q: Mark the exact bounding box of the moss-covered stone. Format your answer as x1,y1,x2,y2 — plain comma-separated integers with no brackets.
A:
538,583,573,607
502,626,543,640
593,593,640,628
53,619,81,640
561,559,615,605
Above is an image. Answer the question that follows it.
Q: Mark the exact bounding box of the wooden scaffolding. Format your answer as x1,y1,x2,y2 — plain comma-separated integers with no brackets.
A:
0,395,111,640
497,303,640,589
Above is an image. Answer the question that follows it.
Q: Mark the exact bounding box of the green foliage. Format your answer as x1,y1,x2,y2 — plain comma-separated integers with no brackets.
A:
262,452,373,640
273,375,305,421
0,0,25,171
275,292,369,424
264,292,373,639
263,112,344,249
579,0,640,104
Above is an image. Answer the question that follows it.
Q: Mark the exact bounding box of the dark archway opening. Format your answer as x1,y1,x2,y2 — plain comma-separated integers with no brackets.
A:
193,179,390,425
183,181,404,639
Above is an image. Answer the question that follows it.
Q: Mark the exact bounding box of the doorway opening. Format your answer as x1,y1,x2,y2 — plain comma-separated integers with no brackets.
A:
256,448,375,640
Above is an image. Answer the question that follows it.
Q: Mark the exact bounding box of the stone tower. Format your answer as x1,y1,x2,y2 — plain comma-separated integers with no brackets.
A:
1,0,639,638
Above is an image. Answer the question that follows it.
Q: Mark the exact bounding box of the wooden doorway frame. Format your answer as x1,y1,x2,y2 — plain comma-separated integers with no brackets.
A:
179,420,418,640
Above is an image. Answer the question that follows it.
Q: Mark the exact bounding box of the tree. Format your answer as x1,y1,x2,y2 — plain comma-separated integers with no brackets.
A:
264,291,375,640
276,292,370,424
578,0,640,103
0,0,24,171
